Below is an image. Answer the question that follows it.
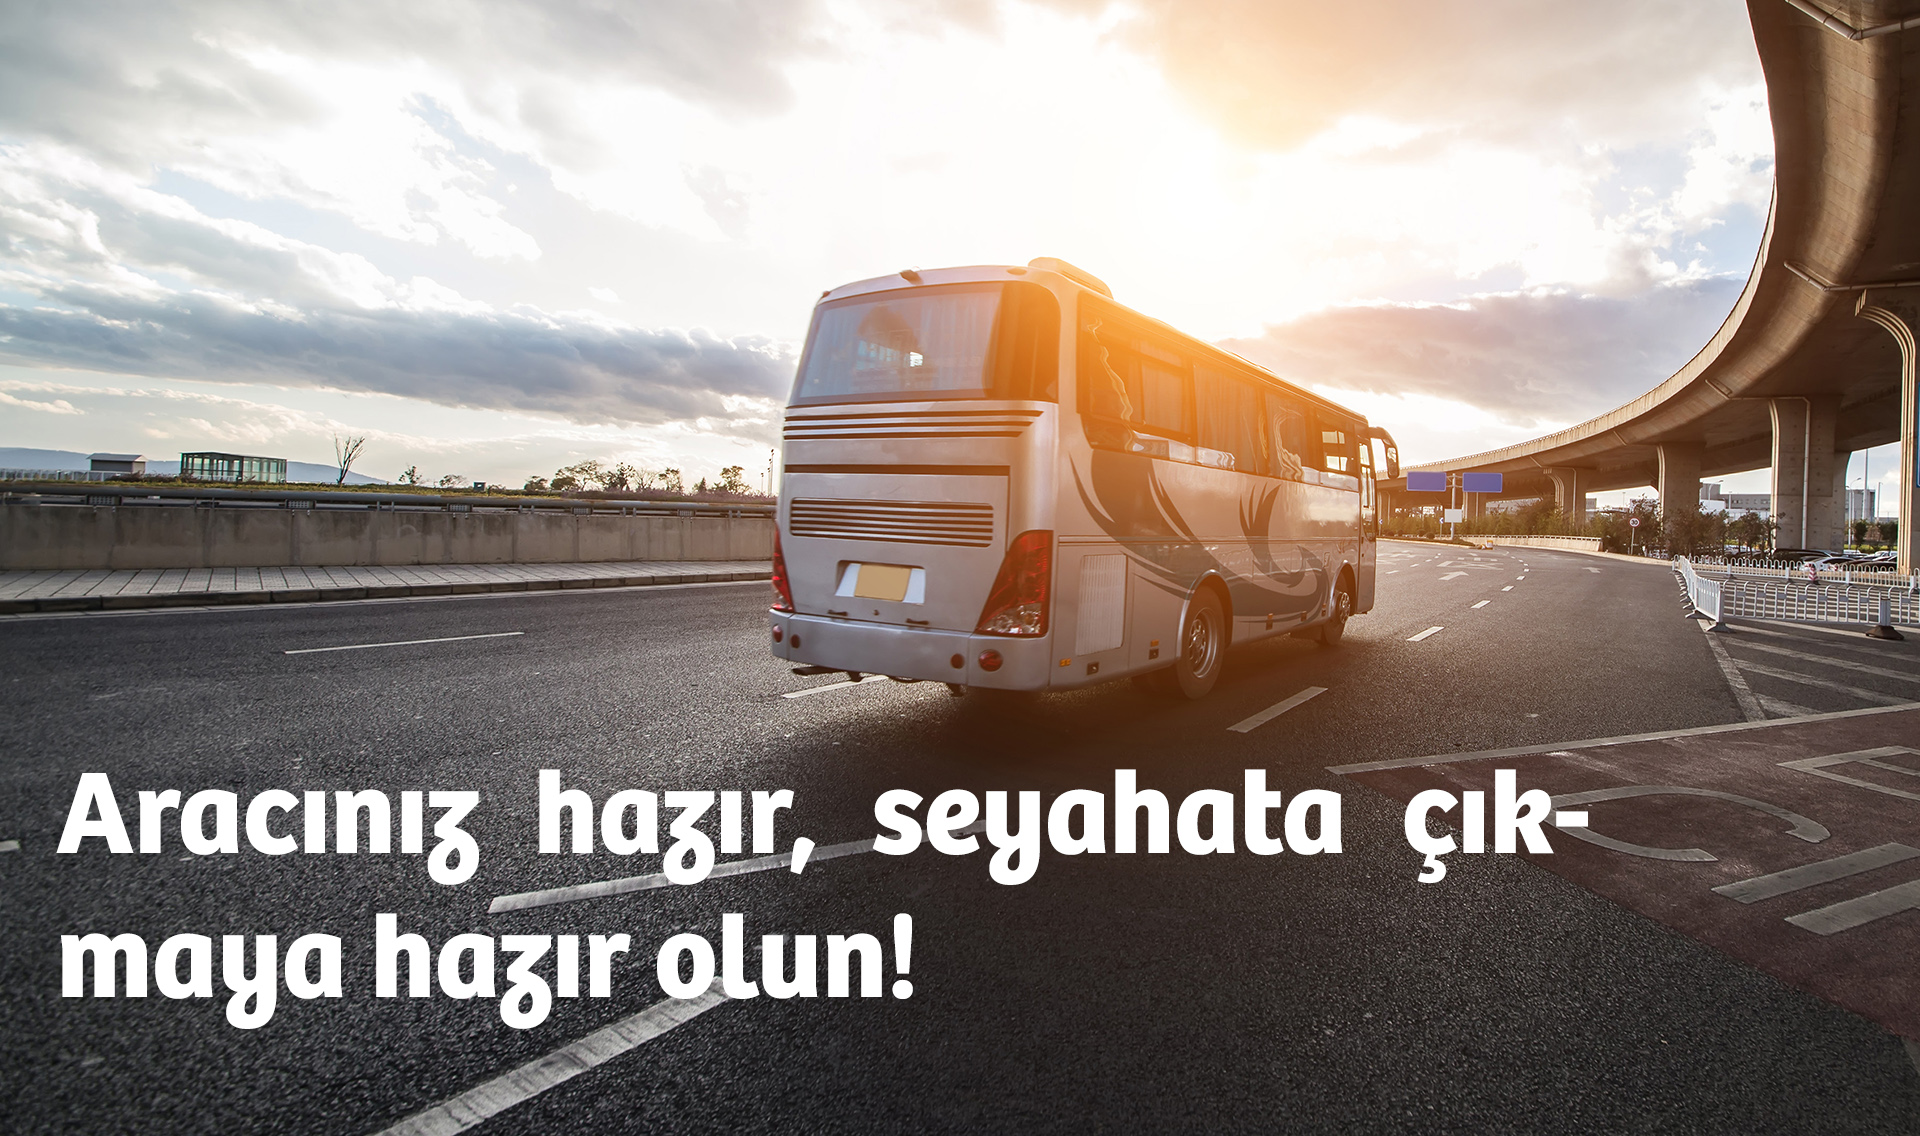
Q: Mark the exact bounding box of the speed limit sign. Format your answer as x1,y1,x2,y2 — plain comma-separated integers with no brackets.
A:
1629,517,1641,527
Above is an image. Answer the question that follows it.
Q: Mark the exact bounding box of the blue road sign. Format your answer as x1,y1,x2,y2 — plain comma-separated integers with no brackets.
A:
1406,471,1447,492
1462,472,1503,493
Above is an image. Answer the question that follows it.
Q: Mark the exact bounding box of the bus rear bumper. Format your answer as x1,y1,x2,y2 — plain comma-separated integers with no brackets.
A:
770,611,1052,690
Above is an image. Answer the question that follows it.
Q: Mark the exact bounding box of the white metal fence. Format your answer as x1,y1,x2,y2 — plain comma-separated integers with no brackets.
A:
1674,556,1918,629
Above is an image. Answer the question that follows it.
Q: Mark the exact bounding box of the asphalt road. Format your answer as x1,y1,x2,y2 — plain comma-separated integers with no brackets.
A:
3,545,1918,1134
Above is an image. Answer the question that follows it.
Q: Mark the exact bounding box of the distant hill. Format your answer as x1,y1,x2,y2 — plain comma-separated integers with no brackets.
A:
0,447,386,485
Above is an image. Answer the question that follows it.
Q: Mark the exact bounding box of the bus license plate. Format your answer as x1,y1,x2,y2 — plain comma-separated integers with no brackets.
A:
853,563,913,602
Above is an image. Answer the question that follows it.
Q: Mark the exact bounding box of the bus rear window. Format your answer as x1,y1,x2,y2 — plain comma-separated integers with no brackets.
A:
791,282,1058,405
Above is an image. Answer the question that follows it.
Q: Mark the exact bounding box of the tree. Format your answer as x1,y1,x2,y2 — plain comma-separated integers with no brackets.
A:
436,473,464,488
551,475,579,492
397,465,422,486
333,433,368,484
553,460,606,491
603,462,639,492
523,475,549,492
661,468,683,495
717,465,748,494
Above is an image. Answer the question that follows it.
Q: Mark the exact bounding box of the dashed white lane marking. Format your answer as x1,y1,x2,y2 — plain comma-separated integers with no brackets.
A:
782,674,889,698
1439,572,1467,581
1712,843,1920,903
1501,586,1514,592
489,838,875,913
1699,621,1766,722
1407,626,1444,642
1471,600,1490,609
490,819,993,914
1515,575,1526,580
1227,686,1328,734
0,839,18,853
370,983,731,1136
284,631,525,655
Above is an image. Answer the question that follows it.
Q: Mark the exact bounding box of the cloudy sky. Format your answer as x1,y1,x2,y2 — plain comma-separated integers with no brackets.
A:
0,0,1893,500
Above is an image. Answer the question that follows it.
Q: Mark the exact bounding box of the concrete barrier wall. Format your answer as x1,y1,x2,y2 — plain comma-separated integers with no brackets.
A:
1483,535,1603,551
0,505,775,570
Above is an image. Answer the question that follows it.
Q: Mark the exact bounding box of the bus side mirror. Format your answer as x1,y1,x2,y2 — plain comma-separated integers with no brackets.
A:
1366,429,1401,480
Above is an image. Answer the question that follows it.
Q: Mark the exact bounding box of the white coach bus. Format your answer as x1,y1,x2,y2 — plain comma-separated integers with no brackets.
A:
769,258,1399,700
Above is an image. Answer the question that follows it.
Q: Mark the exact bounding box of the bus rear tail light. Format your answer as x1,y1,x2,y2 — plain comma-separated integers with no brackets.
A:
771,531,795,613
975,529,1052,636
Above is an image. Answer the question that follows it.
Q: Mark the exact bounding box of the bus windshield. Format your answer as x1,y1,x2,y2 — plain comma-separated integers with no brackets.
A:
792,282,1058,405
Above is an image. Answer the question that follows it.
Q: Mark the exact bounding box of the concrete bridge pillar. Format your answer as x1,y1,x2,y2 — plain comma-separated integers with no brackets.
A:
1544,467,1587,524
1656,442,1703,521
1856,294,1917,577
1769,395,1843,551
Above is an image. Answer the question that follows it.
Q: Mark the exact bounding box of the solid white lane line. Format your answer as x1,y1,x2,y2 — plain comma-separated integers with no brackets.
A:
1228,686,1328,734
1701,622,1767,722
1712,843,1920,904
489,838,875,913
1407,626,1444,642
1471,600,1490,609
284,631,524,655
371,984,731,1136
781,674,889,698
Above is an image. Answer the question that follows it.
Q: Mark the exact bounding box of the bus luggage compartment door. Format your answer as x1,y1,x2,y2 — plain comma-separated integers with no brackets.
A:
781,471,1010,633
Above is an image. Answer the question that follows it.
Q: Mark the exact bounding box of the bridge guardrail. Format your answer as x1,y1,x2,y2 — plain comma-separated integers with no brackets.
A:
1674,556,1916,633
0,481,775,518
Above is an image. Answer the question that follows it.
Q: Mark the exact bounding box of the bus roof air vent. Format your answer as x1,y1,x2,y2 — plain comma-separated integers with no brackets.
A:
1027,257,1111,297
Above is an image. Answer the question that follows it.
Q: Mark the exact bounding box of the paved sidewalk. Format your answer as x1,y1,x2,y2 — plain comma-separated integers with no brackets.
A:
0,560,772,614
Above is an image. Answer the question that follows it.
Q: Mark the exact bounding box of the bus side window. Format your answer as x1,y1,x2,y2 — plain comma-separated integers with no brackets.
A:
1197,366,1265,473
1135,339,1191,438
1266,394,1306,480
1313,413,1357,475
1080,313,1192,449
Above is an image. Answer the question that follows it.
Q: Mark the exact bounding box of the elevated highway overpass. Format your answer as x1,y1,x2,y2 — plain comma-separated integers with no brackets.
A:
1387,0,1920,572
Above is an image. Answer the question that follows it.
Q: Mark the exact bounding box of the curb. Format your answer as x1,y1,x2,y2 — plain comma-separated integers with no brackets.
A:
0,569,772,614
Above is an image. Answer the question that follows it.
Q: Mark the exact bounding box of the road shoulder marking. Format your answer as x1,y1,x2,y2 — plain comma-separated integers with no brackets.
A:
1326,702,1920,774
1699,621,1766,722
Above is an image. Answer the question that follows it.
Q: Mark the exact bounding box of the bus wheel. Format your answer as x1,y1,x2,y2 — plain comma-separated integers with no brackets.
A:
1174,590,1226,699
1313,581,1354,647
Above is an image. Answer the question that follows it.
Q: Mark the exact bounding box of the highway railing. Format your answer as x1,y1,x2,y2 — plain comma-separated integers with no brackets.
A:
0,481,775,518
1675,556,1916,632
